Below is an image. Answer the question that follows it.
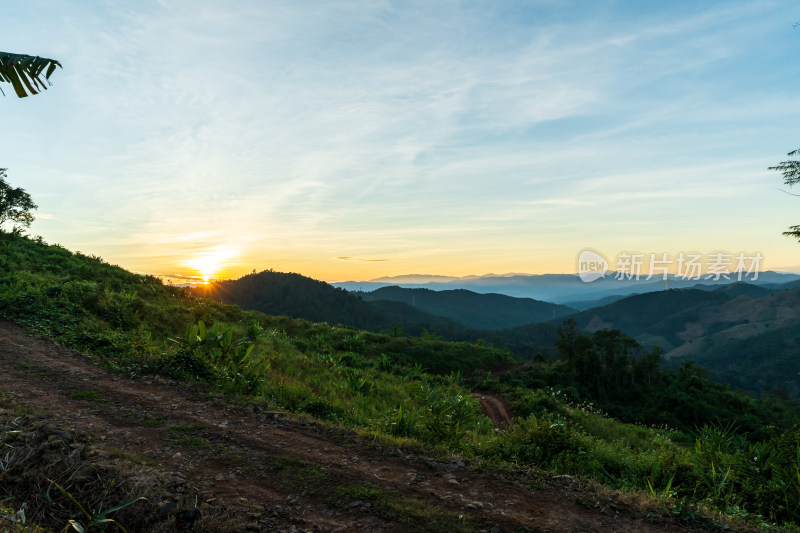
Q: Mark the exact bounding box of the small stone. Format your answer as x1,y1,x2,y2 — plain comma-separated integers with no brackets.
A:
50,430,73,441
159,501,178,517
175,508,201,529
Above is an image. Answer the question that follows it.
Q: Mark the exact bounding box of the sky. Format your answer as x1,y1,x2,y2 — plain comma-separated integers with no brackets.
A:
3,0,800,283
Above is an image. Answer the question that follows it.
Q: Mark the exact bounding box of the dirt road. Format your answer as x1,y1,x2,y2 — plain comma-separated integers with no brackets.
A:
0,321,694,532
472,393,515,429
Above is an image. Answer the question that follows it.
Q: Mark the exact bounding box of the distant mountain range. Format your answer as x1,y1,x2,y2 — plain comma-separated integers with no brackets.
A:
333,271,800,306
359,286,575,330
195,270,564,345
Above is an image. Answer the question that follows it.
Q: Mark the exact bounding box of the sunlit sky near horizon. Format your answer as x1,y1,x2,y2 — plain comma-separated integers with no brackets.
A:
4,0,800,283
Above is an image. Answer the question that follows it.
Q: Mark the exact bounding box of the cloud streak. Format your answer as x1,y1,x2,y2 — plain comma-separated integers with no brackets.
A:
336,257,390,262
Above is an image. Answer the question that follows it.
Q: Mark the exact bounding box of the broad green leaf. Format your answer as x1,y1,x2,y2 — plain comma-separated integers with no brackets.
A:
0,52,61,98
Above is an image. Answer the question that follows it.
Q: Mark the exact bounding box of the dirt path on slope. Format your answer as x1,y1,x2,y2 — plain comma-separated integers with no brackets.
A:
472,393,515,429
492,362,535,378
0,321,696,532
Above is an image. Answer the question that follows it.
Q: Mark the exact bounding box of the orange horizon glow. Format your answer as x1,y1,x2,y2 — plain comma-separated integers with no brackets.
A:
185,245,239,285
149,253,800,287
111,235,800,288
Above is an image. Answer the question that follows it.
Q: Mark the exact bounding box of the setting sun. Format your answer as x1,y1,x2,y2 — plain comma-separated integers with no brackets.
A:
187,246,237,284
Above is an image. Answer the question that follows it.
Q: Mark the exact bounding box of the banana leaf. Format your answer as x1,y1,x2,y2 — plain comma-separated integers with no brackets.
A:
0,52,61,98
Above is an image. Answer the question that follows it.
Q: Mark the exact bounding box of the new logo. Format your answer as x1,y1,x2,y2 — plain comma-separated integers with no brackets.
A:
577,249,608,283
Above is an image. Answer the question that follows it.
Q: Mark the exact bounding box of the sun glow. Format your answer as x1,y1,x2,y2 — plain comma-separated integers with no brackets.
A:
187,246,237,284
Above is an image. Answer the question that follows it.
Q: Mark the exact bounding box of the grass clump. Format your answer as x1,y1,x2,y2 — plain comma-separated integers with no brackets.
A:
163,425,209,448
329,483,477,532
69,390,102,402
269,456,327,493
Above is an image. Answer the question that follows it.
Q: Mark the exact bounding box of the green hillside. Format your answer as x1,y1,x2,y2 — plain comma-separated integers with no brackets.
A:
680,324,800,396
562,288,733,339
559,285,800,395
2,233,800,529
198,270,464,335
199,270,560,358
360,286,575,330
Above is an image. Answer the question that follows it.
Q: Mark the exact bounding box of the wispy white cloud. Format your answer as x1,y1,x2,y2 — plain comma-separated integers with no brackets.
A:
336,256,389,262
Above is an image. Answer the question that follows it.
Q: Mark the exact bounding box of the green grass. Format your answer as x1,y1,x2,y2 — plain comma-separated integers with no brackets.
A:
269,456,327,493
163,424,209,448
68,390,102,401
174,437,210,448
140,415,166,428
329,483,478,532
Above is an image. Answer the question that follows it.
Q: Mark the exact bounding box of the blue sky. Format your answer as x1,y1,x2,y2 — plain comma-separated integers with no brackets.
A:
3,0,799,282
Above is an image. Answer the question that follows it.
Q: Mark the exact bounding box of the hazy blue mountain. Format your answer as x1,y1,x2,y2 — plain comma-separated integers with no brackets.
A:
359,286,575,330
563,294,628,311
761,279,800,291
334,271,800,305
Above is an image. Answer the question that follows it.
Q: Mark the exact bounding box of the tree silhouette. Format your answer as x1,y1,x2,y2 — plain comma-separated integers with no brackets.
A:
0,169,37,233
0,52,61,97
769,148,800,241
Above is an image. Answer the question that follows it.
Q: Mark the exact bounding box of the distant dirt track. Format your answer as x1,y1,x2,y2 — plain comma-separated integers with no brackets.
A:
473,392,514,429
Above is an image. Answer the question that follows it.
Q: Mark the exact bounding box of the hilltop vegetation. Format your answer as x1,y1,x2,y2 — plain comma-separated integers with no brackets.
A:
497,320,799,437
1,234,800,529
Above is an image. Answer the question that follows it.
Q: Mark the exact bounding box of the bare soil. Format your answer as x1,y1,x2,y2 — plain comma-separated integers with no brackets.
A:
472,393,514,429
0,320,702,532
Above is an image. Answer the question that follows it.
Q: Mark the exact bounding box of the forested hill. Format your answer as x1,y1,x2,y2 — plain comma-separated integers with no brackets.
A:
556,288,733,342
558,283,800,396
359,286,575,330
197,270,464,335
